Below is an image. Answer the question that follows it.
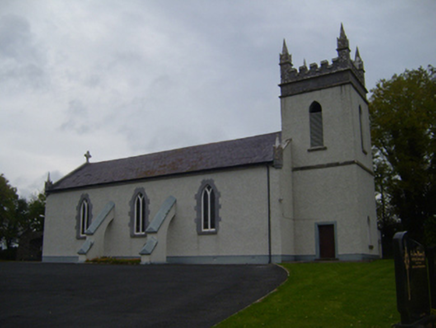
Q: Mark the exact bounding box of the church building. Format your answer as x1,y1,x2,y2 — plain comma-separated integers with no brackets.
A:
42,25,380,264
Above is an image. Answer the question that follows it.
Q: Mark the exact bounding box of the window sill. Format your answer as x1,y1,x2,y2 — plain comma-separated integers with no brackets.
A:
198,230,218,235
131,233,147,238
308,146,327,152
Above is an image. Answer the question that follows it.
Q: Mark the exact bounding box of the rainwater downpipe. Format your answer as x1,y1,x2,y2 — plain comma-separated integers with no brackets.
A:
267,165,272,264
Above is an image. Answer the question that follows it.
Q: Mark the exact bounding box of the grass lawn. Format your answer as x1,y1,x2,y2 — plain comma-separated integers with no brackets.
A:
217,260,399,328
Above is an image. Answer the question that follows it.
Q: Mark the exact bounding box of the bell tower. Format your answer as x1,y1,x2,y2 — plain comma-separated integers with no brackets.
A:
278,24,379,261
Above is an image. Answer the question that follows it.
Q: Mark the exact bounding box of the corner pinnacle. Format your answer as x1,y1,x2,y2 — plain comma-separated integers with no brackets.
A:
339,23,347,40
355,47,361,61
282,39,289,55
280,39,292,65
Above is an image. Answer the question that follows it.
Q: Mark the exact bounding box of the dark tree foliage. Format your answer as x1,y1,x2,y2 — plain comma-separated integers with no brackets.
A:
370,66,436,245
27,192,46,233
0,174,20,249
0,174,46,251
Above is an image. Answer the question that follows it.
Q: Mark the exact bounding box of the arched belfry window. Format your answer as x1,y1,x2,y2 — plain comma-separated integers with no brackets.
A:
195,180,221,235
129,188,150,237
76,194,93,239
309,101,324,148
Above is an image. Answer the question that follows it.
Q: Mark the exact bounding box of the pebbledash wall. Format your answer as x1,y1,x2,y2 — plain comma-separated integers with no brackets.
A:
42,25,381,264
281,83,378,261
43,165,285,263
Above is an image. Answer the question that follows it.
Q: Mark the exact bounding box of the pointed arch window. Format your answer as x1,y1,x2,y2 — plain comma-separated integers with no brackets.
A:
76,194,93,239
135,193,146,234
367,216,374,249
195,180,221,235
359,105,367,154
80,200,90,236
202,186,216,231
309,101,324,148
129,188,150,237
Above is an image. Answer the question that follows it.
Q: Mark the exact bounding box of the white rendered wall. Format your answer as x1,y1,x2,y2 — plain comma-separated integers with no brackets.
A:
43,165,277,263
270,140,295,260
281,84,373,170
292,165,378,258
280,83,380,260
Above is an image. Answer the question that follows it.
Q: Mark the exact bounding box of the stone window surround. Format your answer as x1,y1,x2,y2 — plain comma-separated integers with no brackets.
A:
75,194,93,240
195,179,221,235
129,188,150,237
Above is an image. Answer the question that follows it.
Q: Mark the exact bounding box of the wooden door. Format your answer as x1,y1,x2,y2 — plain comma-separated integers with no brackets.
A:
319,224,335,259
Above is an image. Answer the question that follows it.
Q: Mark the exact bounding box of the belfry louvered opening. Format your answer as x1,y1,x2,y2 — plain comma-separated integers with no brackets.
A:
309,101,324,147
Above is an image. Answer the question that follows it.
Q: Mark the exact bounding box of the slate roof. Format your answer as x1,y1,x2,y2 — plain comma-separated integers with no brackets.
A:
48,132,280,192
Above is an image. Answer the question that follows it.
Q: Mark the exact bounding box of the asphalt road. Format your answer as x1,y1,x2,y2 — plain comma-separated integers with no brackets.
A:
0,262,287,328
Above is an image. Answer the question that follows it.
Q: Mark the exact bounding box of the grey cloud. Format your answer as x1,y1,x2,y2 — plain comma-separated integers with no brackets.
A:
0,14,48,90
84,74,102,88
67,99,88,116
60,122,91,135
0,14,33,59
60,99,91,134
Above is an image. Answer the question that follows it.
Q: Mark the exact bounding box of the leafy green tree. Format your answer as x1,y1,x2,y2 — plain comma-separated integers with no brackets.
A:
374,154,400,256
0,174,46,252
370,65,436,244
0,174,20,249
26,192,46,232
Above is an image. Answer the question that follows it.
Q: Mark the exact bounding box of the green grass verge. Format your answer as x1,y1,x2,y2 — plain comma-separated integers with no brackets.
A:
217,260,399,328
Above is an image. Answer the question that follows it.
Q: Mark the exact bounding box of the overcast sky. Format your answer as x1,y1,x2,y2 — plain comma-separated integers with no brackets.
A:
1,0,435,198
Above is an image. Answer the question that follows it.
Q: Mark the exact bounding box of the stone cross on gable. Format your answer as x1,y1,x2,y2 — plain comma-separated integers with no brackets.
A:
84,151,92,163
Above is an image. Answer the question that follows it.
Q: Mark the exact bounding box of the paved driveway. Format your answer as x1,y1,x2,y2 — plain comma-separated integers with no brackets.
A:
0,262,287,327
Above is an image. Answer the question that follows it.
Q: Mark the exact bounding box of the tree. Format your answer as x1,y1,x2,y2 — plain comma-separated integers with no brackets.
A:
1,174,46,252
374,155,400,257
0,174,20,249
26,192,46,232
370,66,436,245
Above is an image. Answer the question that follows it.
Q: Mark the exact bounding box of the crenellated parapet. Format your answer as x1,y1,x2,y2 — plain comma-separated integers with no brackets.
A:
279,24,367,100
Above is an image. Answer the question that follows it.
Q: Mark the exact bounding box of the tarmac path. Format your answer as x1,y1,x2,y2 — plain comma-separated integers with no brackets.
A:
0,262,287,327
